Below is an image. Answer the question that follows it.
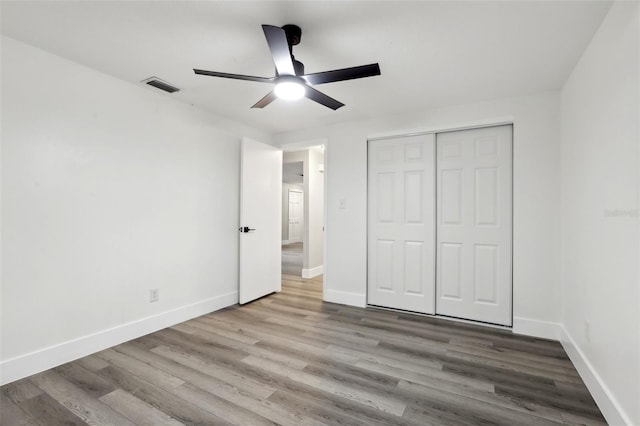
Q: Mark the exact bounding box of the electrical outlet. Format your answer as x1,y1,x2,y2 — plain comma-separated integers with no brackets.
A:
149,289,159,303
584,320,591,342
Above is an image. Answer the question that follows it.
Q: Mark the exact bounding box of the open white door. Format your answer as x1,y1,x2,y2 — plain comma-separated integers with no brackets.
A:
239,138,282,304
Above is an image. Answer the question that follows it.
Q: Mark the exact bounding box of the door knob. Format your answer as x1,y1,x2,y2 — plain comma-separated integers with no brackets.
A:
239,226,256,233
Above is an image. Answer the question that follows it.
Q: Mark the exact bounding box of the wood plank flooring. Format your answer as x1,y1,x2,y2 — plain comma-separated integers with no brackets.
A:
1,275,606,425
281,242,303,276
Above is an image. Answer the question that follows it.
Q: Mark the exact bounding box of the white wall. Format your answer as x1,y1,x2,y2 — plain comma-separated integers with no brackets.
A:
275,92,562,337
0,36,268,384
560,2,639,424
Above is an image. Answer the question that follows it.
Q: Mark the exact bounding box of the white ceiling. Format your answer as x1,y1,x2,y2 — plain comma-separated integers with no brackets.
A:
1,1,611,135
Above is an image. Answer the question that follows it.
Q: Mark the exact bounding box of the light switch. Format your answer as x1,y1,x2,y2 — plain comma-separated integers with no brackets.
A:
339,198,346,210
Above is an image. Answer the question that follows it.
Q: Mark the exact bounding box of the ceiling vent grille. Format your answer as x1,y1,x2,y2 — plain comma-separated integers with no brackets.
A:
141,77,180,93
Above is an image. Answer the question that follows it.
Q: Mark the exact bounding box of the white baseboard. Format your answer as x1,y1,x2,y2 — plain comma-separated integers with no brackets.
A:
0,291,238,386
302,265,323,279
512,316,561,340
560,326,632,426
324,288,366,308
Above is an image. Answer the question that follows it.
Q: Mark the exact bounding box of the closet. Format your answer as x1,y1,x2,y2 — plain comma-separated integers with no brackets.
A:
367,125,512,326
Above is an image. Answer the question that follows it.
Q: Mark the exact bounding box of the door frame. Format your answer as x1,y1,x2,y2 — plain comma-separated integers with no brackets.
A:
366,121,514,328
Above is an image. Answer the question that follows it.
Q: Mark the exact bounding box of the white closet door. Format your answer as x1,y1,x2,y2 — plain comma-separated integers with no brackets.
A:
367,134,436,314
436,125,512,326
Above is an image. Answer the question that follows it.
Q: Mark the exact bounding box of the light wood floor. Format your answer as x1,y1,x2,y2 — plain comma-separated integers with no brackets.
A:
281,242,303,276
1,275,606,425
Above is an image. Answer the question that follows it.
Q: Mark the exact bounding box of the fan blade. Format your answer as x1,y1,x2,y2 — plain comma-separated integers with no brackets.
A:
194,69,274,83
305,86,344,110
302,63,381,85
251,91,278,109
262,25,295,76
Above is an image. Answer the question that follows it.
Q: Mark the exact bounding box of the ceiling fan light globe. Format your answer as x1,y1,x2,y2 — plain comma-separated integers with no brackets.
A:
274,81,305,100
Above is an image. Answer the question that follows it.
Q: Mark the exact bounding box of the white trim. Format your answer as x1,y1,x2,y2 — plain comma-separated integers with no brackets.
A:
435,315,512,331
367,117,516,141
512,317,561,340
302,265,323,279
560,326,632,426
324,289,366,307
277,138,328,150
0,292,238,386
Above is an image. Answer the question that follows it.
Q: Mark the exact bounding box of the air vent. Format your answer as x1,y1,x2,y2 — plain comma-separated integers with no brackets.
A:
141,77,180,93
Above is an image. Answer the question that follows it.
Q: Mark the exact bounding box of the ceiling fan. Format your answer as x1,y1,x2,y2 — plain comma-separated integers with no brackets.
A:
193,24,381,110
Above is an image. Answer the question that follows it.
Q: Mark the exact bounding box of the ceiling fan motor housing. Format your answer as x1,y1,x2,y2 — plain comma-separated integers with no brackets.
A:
282,24,302,46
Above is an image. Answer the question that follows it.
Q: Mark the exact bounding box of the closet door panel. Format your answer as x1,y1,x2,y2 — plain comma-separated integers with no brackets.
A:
367,135,436,314
436,125,512,326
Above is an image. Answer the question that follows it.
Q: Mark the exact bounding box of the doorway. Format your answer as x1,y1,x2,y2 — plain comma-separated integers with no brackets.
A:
281,147,325,282
282,188,304,275
282,161,304,276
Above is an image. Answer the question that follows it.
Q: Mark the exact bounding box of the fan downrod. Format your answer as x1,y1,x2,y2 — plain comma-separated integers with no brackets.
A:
282,24,304,76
